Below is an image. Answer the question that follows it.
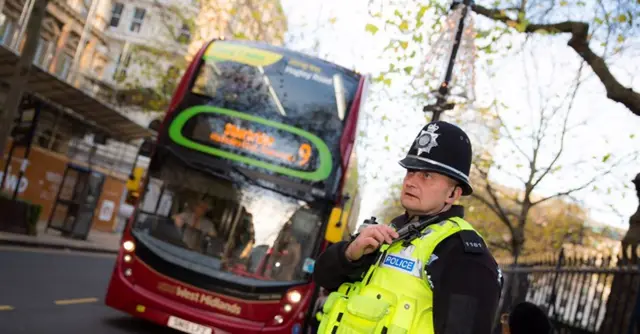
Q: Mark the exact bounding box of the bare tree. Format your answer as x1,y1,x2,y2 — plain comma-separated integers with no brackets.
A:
470,45,637,262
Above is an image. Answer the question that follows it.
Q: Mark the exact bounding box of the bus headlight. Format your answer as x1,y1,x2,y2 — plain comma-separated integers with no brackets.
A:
287,290,302,304
123,240,135,252
124,254,132,263
270,289,305,327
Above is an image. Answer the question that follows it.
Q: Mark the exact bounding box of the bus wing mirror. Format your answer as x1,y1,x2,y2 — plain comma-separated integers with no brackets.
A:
324,195,351,243
325,207,345,244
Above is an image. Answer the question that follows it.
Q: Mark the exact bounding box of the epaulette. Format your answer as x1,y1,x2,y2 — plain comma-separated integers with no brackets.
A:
458,230,487,254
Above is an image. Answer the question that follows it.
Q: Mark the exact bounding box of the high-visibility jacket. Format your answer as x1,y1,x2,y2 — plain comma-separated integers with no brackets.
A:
317,217,483,334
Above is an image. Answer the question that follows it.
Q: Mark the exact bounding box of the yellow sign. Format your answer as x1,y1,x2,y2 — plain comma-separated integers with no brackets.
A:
204,42,283,67
157,282,242,315
209,123,312,167
126,167,145,191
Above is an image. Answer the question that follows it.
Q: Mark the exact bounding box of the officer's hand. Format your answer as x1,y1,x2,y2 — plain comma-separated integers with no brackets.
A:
345,225,399,262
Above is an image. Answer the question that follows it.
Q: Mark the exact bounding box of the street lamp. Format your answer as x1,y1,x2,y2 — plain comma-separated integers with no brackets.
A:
422,0,476,122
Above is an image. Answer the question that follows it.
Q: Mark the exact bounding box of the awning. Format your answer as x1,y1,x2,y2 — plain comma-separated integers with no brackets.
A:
0,45,156,142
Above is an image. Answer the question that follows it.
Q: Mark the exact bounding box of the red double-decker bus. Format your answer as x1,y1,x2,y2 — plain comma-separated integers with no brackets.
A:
105,39,369,334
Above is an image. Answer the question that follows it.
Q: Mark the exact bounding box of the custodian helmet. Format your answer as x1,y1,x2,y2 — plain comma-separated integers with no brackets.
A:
398,121,473,195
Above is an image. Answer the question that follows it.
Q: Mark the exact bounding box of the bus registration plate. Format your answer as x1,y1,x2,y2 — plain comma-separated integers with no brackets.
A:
168,315,212,334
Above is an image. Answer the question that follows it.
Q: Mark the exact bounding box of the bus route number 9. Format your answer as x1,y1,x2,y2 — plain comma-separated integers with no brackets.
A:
298,143,312,166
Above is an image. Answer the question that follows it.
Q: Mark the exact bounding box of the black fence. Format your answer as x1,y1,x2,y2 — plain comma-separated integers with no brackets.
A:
495,244,640,334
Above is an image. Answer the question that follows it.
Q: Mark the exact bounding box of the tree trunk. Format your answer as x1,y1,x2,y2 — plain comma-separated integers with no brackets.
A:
599,174,640,334
511,226,525,264
598,244,640,334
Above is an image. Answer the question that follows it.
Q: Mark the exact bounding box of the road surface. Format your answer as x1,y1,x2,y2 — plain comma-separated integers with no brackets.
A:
0,246,180,334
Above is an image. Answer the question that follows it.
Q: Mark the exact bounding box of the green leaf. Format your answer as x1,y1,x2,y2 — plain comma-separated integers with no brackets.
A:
416,5,429,21
403,66,413,75
384,135,389,142
617,34,625,43
515,20,529,32
399,41,409,49
617,14,628,23
394,9,402,18
329,17,337,24
602,153,611,162
630,134,636,139
559,0,568,6
365,24,379,35
399,20,409,31
487,59,494,65
383,78,392,87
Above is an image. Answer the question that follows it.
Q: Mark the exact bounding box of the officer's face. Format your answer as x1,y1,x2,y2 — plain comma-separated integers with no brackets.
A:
400,170,460,215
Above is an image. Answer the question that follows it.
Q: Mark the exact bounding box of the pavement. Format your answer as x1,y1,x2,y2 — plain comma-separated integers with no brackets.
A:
0,222,121,254
0,245,181,334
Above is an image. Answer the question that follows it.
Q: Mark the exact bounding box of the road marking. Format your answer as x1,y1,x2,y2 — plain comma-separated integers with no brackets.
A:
0,305,14,311
0,246,116,258
54,297,99,305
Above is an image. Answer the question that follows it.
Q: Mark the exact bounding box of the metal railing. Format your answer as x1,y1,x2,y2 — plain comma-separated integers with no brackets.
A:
496,244,640,334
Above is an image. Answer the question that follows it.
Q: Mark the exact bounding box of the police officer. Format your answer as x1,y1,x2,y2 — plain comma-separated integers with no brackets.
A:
313,121,502,334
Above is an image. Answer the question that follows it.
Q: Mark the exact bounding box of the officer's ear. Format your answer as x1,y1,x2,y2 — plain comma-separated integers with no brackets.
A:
445,185,463,205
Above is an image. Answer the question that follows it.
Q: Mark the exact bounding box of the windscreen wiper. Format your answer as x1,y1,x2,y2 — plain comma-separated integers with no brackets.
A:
226,165,315,202
163,144,312,202
163,145,233,182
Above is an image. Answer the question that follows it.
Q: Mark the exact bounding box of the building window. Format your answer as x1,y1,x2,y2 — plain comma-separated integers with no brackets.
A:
33,37,53,68
177,23,191,44
110,3,124,27
130,8,145,32
55,53,73,80
0,19,14,46
113,50,131,81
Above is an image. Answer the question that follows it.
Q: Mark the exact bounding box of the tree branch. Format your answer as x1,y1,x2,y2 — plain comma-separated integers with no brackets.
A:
475,178,515,231
487,239,512,252
472,192,502,219
494,105,530,161
532,63,584,189
472,4,640,116
530,181,594,207
530,152,634,207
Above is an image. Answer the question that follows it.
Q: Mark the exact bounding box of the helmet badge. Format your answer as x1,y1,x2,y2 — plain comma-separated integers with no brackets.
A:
415,123,440,155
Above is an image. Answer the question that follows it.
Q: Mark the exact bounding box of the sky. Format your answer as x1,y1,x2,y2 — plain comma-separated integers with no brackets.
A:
280,0,640,231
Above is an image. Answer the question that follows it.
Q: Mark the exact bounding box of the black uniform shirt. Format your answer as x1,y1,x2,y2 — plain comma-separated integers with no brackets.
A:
312,205,502,334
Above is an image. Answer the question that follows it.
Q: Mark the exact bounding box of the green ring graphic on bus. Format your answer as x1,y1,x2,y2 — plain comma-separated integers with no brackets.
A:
168,106,334,182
